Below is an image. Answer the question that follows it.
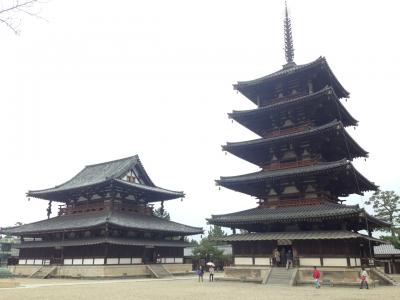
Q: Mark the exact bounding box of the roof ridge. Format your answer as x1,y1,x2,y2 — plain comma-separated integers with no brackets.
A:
85,155,138,168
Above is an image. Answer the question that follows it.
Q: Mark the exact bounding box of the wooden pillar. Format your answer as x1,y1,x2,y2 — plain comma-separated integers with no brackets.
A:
104,222,109,264
60,231,65,265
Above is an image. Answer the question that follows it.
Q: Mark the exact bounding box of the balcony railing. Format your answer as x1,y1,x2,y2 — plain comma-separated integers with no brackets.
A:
263,159,316,171
265,123,311,139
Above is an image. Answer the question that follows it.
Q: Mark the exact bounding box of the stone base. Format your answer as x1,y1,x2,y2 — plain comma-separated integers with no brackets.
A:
8,264,193,279
223,266,270,283
296,267,381,286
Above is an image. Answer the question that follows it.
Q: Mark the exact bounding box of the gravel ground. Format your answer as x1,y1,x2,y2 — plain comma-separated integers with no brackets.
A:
0,277,399,300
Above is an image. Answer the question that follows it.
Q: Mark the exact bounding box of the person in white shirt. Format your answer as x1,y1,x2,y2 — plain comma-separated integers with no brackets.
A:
360,267,369,289
209,266,215,282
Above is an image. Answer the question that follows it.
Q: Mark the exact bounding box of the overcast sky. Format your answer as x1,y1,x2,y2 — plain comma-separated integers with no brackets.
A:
0,0,399,236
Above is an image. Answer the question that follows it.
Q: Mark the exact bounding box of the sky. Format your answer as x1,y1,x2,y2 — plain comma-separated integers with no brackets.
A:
0,0,399,237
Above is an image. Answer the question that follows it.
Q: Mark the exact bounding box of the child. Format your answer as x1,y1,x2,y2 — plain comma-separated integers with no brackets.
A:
312,266,321,288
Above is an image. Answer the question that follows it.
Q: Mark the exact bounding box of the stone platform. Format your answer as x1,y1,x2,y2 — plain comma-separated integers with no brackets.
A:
8,264,193,279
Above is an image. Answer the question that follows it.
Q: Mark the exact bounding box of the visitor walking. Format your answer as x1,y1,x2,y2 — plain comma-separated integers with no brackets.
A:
209,266,214,282
197,266,204,282
360,267,369,289
286,249,293,269
312,266,321,288
274,249,281,267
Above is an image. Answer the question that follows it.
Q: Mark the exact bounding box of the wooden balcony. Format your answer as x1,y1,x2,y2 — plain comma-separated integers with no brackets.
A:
260,92,308,107
263,159,316,171
58,201,153,216
265,123,311,139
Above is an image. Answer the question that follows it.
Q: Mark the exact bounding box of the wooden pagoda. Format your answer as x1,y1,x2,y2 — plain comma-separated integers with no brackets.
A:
207,5,389,269
1,155,202,270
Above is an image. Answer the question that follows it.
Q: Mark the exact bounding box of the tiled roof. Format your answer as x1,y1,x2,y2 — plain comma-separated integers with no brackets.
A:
223,121,368,165
229,87,358,132
1,210,203,235
234,57,349,100
208,202,389,228
374,244,400,256
209,203,361,224
214,230,383,243
27,155,184,202
16,237,190,249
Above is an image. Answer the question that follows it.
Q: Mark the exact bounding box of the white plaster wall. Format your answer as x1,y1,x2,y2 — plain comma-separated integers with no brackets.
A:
254,257,270,266
323,258,347,267
234,257,253,265
299,258,321,266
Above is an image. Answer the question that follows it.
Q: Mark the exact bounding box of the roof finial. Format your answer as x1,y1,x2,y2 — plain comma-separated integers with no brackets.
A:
284,1,295,67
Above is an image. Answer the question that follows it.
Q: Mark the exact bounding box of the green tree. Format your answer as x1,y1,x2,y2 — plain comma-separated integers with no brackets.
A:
192,238,224,262
365,190,400,237
207,225,226,241
153,206,170,220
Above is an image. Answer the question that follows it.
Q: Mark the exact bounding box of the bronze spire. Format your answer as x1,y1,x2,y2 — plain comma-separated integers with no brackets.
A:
284,1,295,66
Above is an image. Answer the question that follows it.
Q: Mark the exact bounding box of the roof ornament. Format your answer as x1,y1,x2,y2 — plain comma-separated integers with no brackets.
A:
283,1,295,68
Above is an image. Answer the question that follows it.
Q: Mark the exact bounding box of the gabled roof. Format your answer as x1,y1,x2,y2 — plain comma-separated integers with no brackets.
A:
223,121,368,166
27,155,184,202
1,210,203,236
216,159,377,197
208,203,390,229
229,87,358,136
234,57,349,102
213,230,384,244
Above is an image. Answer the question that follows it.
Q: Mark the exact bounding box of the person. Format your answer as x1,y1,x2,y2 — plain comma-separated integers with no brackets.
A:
272,249,277,266
286,249,293,269
360,267,369,289
281,248,287,268
274,249,281,267
209,266,215,282
312,266,321,288
197,266,204,282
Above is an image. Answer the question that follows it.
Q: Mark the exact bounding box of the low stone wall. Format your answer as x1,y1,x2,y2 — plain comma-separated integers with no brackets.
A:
163,264,193,275
9,264,192,278
296,268,382,286
8,265,41,277
223,266,270,282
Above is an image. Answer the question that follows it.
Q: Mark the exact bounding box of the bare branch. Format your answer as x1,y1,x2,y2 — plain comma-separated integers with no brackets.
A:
0,0,46,34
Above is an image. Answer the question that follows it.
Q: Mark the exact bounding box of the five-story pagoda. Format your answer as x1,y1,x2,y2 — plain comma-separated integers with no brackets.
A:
207,5,389,269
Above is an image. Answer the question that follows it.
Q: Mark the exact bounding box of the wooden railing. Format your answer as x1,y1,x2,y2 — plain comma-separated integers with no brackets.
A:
263,159,316,171
260,194,336,208
58,201,153,216
265,123,311,139
260,92,308,107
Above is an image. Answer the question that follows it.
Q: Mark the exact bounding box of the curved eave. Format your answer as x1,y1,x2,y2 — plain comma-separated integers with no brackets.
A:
113,179,184,202
222,121,368,165
27,179,184,203
211,231,383,244
234,57,349,101
16,238,192,249
229,87,357,136
216,160,378,196
0,211,203,236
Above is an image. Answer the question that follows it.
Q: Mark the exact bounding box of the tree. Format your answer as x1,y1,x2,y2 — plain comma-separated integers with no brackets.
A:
207,225,226,241
153,206,170,220
192,238,224,262
365,190,400,237
0,0,45,34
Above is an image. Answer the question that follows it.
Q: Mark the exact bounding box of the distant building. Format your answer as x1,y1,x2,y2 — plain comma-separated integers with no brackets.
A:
0,236,19,265
374,244,400,274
